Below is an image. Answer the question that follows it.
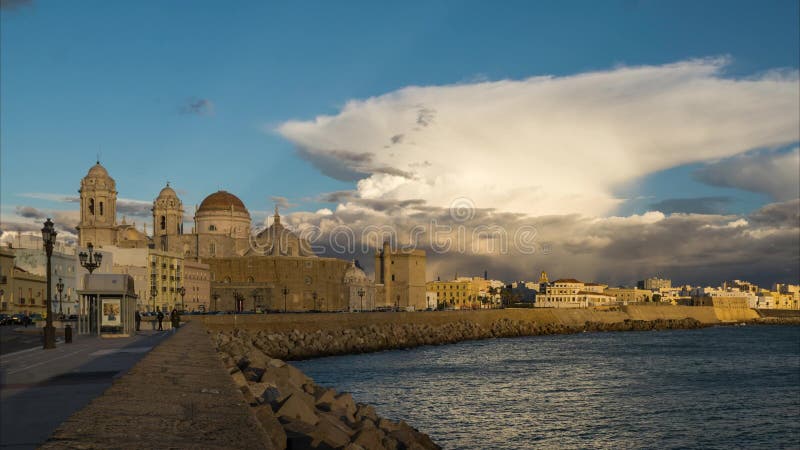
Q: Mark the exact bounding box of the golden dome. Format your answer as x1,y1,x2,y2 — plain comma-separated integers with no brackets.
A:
198,190,249,215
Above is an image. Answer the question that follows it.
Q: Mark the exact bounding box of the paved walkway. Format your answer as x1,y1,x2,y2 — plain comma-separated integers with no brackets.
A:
39,322,272,449
0,330,173,449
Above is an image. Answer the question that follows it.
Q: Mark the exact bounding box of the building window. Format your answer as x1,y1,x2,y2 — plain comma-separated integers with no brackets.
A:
209,225,217,231
99,201,104,216
89,199,95,215
160,216,166,230
209,242,216,256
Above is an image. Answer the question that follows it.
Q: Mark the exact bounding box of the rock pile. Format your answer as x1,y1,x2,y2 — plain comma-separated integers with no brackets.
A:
215,317,707,361
218,346,440,450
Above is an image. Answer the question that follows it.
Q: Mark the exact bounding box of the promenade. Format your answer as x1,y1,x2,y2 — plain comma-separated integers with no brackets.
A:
0,329,172,449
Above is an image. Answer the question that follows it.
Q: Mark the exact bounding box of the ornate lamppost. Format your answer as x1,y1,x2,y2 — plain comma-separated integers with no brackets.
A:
56,277,64,318
178,286,186,312
312,291,318,312
78,243,102,274
150,288,157,313
282,286,289,313
41,218,57,349
357,288,365,312
233,290,244,313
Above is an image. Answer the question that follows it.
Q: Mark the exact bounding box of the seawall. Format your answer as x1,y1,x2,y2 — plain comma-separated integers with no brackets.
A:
202,304,760,334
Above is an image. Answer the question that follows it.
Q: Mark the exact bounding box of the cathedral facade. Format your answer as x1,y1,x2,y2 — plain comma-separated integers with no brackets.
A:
75,162,397,312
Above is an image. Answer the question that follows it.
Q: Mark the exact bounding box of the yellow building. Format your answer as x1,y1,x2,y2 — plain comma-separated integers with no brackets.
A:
604,287,652,304
0,247,48,316
148,249,184,313
183,260,211,312
426,279,480,309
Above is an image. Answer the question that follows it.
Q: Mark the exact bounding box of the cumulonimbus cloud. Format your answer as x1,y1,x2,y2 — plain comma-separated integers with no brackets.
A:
276,58,799,217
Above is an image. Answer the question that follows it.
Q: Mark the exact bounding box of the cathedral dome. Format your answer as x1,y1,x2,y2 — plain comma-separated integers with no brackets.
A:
198,191,249,215
344,260,369,284
157,183,178,199
86,162,111,179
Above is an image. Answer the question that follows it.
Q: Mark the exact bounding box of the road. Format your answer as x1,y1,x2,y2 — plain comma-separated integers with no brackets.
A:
0,326,44,355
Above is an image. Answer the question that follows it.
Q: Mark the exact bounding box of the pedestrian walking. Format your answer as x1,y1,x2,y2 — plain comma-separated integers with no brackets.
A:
23,314,29,328
156,307,164,331
170,308,180,331
134,310,141,331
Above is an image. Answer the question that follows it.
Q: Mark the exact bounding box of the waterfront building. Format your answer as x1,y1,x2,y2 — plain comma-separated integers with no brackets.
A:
425,291,438,310
604,287,652,303
375,241,427,311
535,278,617,308
183,260,211,312
637,277,672,290
72,161,387,313
426,278,479,309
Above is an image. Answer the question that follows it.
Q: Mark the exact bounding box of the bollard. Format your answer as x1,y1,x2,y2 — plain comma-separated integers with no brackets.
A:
65,324,73,343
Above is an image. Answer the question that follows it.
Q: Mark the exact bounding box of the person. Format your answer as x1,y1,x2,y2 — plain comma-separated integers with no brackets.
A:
156,307,164,331
134,310,141,332
170,308,180,331
23,314,29,328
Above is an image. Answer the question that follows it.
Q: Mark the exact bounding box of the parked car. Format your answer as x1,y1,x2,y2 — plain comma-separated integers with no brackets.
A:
0,313,10,325
29,313,44,322
9,314,27,325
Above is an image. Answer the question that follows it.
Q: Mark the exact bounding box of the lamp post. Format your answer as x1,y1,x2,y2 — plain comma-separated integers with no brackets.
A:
78,243,102,274
357,288,365,312
211,291,219,312
150,289,157,313
178,286,186,312
56,277,64,318
282,286,289,313
233,290,244,313
41,218,57,349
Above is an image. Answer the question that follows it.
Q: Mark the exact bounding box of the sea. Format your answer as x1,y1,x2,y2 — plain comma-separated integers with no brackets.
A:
293,325,800,449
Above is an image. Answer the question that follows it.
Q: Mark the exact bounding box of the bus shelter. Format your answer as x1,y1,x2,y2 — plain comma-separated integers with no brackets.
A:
77,274,137,337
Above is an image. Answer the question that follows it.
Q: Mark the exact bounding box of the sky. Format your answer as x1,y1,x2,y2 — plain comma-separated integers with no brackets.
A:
1,0,799,287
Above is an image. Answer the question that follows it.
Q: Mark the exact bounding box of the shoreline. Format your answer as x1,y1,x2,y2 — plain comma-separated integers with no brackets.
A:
213,311,799,449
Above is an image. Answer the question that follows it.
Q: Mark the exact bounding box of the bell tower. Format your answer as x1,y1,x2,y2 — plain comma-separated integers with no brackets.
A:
77,161,118,248
152,182,184,251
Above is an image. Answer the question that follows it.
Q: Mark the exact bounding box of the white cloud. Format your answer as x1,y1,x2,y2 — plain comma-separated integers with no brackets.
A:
277,58,799,217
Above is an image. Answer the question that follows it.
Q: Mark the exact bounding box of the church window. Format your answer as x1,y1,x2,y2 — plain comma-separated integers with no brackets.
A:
391,274,395,281
89,199,95,215
209,225,217,231
223,276,231,283
209,242,216,256
99,202,104,216
160,216,166,230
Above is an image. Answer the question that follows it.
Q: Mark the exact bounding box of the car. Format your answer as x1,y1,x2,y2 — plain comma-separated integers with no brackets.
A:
9,314,27,325
29,313,44,322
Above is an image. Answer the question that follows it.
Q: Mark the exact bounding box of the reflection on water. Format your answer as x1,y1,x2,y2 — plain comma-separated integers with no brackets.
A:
294,325,800,449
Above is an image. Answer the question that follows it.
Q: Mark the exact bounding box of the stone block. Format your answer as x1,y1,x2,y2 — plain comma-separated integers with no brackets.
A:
353,427,386,450
255,405,287,450
230,370,248,388
275,393,319,426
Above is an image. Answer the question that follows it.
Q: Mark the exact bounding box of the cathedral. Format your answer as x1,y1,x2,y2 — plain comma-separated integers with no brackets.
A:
75,161,426,312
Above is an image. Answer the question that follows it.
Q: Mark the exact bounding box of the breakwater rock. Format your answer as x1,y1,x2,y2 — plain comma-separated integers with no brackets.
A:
215,317,707,361
217,349,439,450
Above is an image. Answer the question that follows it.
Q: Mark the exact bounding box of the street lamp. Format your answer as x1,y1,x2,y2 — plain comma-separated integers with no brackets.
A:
41,218,57,349
282,286,289,313
56,277,64,318
357,288,365,312
78,243,102,274
178,286,186,312
150,288,157,313
233,290,244,313
211,291,219,312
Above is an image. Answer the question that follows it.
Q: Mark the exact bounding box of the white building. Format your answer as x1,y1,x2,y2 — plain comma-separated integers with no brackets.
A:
536,279,617,308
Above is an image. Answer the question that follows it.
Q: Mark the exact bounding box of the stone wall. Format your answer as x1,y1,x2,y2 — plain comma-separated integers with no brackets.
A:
201,304,762,334
214,317,709,361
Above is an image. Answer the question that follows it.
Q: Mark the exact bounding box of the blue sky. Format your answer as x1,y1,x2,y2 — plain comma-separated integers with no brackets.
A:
2,0,799,285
